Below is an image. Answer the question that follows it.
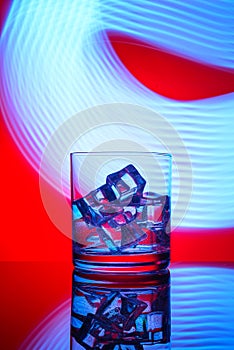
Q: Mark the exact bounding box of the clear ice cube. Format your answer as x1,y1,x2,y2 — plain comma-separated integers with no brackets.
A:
73,164,146,227
106,164,146,206
96,227,121,254
120,222,147,250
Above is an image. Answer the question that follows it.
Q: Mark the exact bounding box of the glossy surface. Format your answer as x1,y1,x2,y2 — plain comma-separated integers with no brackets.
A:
16,264,234,350
71,270,170,349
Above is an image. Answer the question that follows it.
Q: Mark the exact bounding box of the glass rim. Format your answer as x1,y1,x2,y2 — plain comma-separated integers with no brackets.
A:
70,151,172,158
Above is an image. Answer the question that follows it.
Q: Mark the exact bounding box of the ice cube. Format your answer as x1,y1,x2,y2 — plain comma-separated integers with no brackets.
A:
120,222,147,250
136,193,170,230
108,207,137,228
85,184,122,215
93,183,117,203
73,184,124,226
140,192,162,205
73,165,146,227
73,197,104,226
106,164,146,206
96,227,121,253
137,192,163,223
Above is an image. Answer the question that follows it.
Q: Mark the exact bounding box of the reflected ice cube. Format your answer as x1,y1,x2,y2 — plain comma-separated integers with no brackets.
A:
147,312,163,331
121,293,147,331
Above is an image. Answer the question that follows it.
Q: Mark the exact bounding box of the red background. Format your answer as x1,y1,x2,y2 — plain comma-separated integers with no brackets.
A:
1,1,234,349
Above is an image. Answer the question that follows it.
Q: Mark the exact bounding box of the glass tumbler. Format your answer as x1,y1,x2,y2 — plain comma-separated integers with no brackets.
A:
71,152,172,273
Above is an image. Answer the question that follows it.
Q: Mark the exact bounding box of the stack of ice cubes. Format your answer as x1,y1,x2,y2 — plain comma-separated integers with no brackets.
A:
72,164,170,254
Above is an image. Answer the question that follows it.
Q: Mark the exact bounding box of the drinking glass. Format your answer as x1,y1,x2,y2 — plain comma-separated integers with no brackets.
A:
71,152,172,273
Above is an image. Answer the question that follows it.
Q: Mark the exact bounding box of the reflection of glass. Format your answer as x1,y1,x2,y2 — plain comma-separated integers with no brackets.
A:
71,152,172,273
71,269,171,349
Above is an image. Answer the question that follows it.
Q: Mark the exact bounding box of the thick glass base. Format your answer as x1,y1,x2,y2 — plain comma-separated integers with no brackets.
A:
73,251,170,274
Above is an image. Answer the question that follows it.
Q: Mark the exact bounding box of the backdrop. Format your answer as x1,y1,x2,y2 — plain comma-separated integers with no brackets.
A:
1,1,234,349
